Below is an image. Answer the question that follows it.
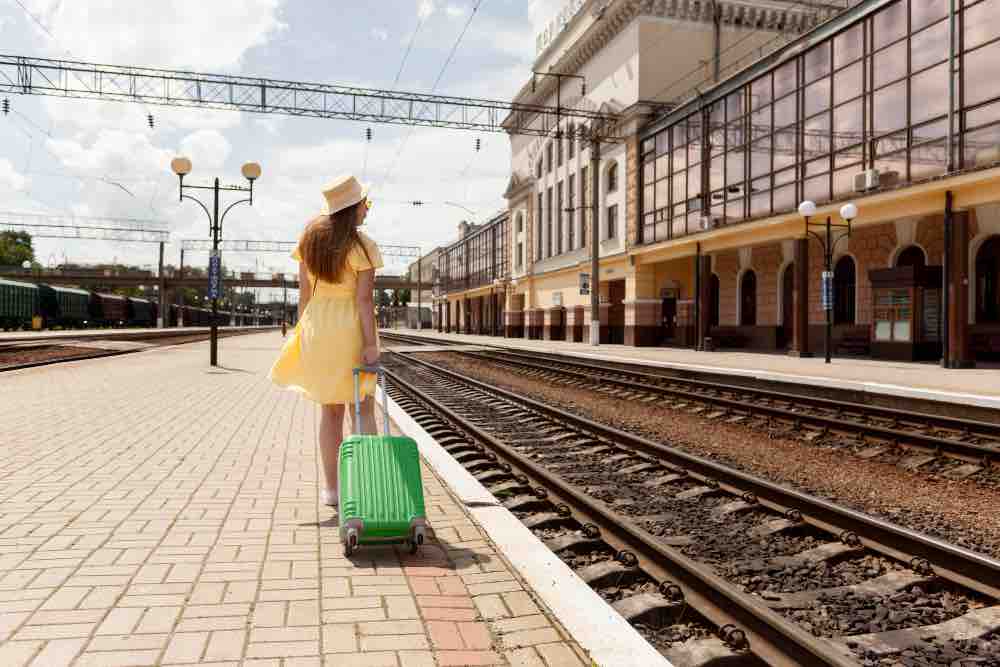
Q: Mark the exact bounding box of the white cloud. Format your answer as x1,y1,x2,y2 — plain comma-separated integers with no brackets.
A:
371,27,389,41
0,158,30,191
528,0,564,36
178,130,232,172
21,0,287,71
445,4,466,17
418,0,436,20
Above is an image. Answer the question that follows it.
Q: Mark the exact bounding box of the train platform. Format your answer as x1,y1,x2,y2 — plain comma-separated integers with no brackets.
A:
387,329,1000,411
0,331,660,667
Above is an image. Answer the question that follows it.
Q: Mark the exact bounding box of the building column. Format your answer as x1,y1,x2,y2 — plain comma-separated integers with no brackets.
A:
947,211,975,367
624,264,658,346
789,238,813,357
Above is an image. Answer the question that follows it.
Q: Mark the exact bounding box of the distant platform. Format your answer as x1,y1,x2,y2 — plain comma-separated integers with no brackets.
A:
385,329,1000,411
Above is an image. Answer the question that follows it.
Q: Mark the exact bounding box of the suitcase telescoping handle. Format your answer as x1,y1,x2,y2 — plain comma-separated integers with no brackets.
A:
352,365,390,436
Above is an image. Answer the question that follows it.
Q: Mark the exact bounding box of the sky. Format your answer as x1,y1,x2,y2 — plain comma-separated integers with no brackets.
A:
0,0,565,281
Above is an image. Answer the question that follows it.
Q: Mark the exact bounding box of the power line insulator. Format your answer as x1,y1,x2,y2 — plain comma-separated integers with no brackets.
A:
365,127,372,141
2,98,8,115
412,200,424,206
475,138,481,152
147,113,154,128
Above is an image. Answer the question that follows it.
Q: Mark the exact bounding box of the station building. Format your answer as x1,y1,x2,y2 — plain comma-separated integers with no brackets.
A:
438,0,1000,366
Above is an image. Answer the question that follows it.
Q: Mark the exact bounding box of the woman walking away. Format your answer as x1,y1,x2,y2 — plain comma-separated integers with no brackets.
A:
269,175,383,508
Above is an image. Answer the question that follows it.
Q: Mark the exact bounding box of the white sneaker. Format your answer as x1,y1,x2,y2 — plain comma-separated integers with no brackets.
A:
322,488,339,507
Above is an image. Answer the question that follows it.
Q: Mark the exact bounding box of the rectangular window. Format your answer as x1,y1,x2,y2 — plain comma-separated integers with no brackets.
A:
557,134,564,167
556,181,564,255
568,177,575,249
536,193,543,261
546,187,553,257
516,242,523,269
606,204,618,240
546,144,553,173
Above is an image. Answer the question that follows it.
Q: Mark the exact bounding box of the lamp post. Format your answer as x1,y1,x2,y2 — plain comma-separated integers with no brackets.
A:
171,156,262,367
798,200,857,364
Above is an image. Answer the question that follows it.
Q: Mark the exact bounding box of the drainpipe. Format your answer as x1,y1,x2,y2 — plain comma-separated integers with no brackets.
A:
947,0,956,175
942,191,952,368
712,3,721,83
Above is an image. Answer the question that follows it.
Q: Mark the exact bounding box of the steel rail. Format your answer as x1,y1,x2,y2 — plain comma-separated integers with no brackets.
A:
456,348,1000,461
383,361,856,667
392,351,1000,601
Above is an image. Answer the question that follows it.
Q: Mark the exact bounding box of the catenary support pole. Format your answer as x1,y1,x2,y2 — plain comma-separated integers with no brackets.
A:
590,137,601,346
211,177,220,367
417,255,422,330
178,248,185,327
825,216,832,364
157,241,165,328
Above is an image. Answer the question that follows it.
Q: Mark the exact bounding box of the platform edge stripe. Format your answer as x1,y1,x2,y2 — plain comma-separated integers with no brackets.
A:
378,387,674,667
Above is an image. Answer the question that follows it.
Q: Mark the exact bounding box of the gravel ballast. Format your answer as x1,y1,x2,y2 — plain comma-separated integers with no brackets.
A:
415,352,1000,559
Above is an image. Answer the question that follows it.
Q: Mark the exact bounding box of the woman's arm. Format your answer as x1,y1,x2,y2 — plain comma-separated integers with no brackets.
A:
298,262,311,319
356,268,378,365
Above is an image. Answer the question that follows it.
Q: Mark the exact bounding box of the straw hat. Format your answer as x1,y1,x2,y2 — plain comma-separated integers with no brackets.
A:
321,175,368,216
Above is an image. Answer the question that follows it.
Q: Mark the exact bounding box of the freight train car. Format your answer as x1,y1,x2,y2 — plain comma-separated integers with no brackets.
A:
39,285,90,329
126,297,156,327
0,278,40,330
89,293,127,327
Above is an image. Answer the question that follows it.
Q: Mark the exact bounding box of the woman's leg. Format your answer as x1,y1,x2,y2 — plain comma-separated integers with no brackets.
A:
319,403,346,492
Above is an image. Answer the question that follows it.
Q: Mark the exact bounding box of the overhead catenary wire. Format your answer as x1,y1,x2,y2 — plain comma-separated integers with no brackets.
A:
373,0,486,199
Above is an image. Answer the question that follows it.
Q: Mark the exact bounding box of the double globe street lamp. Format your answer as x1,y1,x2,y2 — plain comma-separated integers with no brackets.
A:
798,200,858,364
171,157,262,367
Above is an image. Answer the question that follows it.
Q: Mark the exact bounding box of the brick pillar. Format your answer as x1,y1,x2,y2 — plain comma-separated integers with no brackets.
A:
947,212,975,367
697,256,712,349
789,238,813,357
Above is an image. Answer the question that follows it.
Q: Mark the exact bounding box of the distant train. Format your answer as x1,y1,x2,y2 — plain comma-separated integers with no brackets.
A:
0,278,274,331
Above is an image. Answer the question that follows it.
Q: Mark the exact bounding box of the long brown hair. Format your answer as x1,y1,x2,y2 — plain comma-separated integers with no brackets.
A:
299,202,371,284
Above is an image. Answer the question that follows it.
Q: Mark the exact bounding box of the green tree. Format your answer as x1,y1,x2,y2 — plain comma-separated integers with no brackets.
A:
398,289,412,306
0,231,35,267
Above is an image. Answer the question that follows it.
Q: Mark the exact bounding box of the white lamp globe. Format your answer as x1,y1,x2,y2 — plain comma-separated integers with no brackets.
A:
798,200,817,217
840,202,858,221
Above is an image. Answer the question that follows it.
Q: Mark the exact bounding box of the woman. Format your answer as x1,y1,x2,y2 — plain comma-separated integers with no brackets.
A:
269,175,382,507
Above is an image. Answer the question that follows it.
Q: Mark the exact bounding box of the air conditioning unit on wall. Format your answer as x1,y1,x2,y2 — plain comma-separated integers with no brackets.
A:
699,215,722,231
854,169,880,192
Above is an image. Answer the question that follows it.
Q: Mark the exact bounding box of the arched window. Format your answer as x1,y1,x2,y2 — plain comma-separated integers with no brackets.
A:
740,270,757,326
833,256,856,324
710,274,720,326
976,236,1000,324
896,245,926,268
606,162,618,193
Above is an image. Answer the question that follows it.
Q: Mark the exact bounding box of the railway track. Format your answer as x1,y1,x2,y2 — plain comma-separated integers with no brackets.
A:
0,328,272,372
383,350,1000,666
379,332,1000,475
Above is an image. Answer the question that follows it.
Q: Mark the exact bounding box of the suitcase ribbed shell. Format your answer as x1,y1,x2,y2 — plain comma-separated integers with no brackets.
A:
339,434,426,541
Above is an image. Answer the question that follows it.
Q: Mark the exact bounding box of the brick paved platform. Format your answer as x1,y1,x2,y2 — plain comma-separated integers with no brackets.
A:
0,332,592,667
388,329,1000,409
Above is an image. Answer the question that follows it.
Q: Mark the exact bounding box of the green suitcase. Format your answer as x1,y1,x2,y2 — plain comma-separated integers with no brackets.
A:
339,366,427,557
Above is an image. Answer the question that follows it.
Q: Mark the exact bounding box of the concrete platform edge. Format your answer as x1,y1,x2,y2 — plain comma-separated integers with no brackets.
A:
378,386,672,667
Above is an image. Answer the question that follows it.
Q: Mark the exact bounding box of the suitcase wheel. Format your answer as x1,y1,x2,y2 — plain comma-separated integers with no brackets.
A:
408,527,426,554
344,529,359,558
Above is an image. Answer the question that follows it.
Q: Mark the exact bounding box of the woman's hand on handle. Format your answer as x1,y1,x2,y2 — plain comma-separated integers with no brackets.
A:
362,345,380,366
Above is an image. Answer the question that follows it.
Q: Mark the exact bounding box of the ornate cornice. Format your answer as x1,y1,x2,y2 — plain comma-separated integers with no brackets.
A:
516,0,828,110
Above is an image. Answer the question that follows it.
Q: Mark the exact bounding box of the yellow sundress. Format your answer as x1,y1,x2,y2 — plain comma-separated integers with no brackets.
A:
269,231,384,404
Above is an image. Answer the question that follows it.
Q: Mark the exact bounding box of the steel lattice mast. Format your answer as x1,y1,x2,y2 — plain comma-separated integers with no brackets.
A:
0,54,619,139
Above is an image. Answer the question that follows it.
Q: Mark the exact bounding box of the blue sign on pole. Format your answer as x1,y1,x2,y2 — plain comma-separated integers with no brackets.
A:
208,253,222,300
821,270,833,311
